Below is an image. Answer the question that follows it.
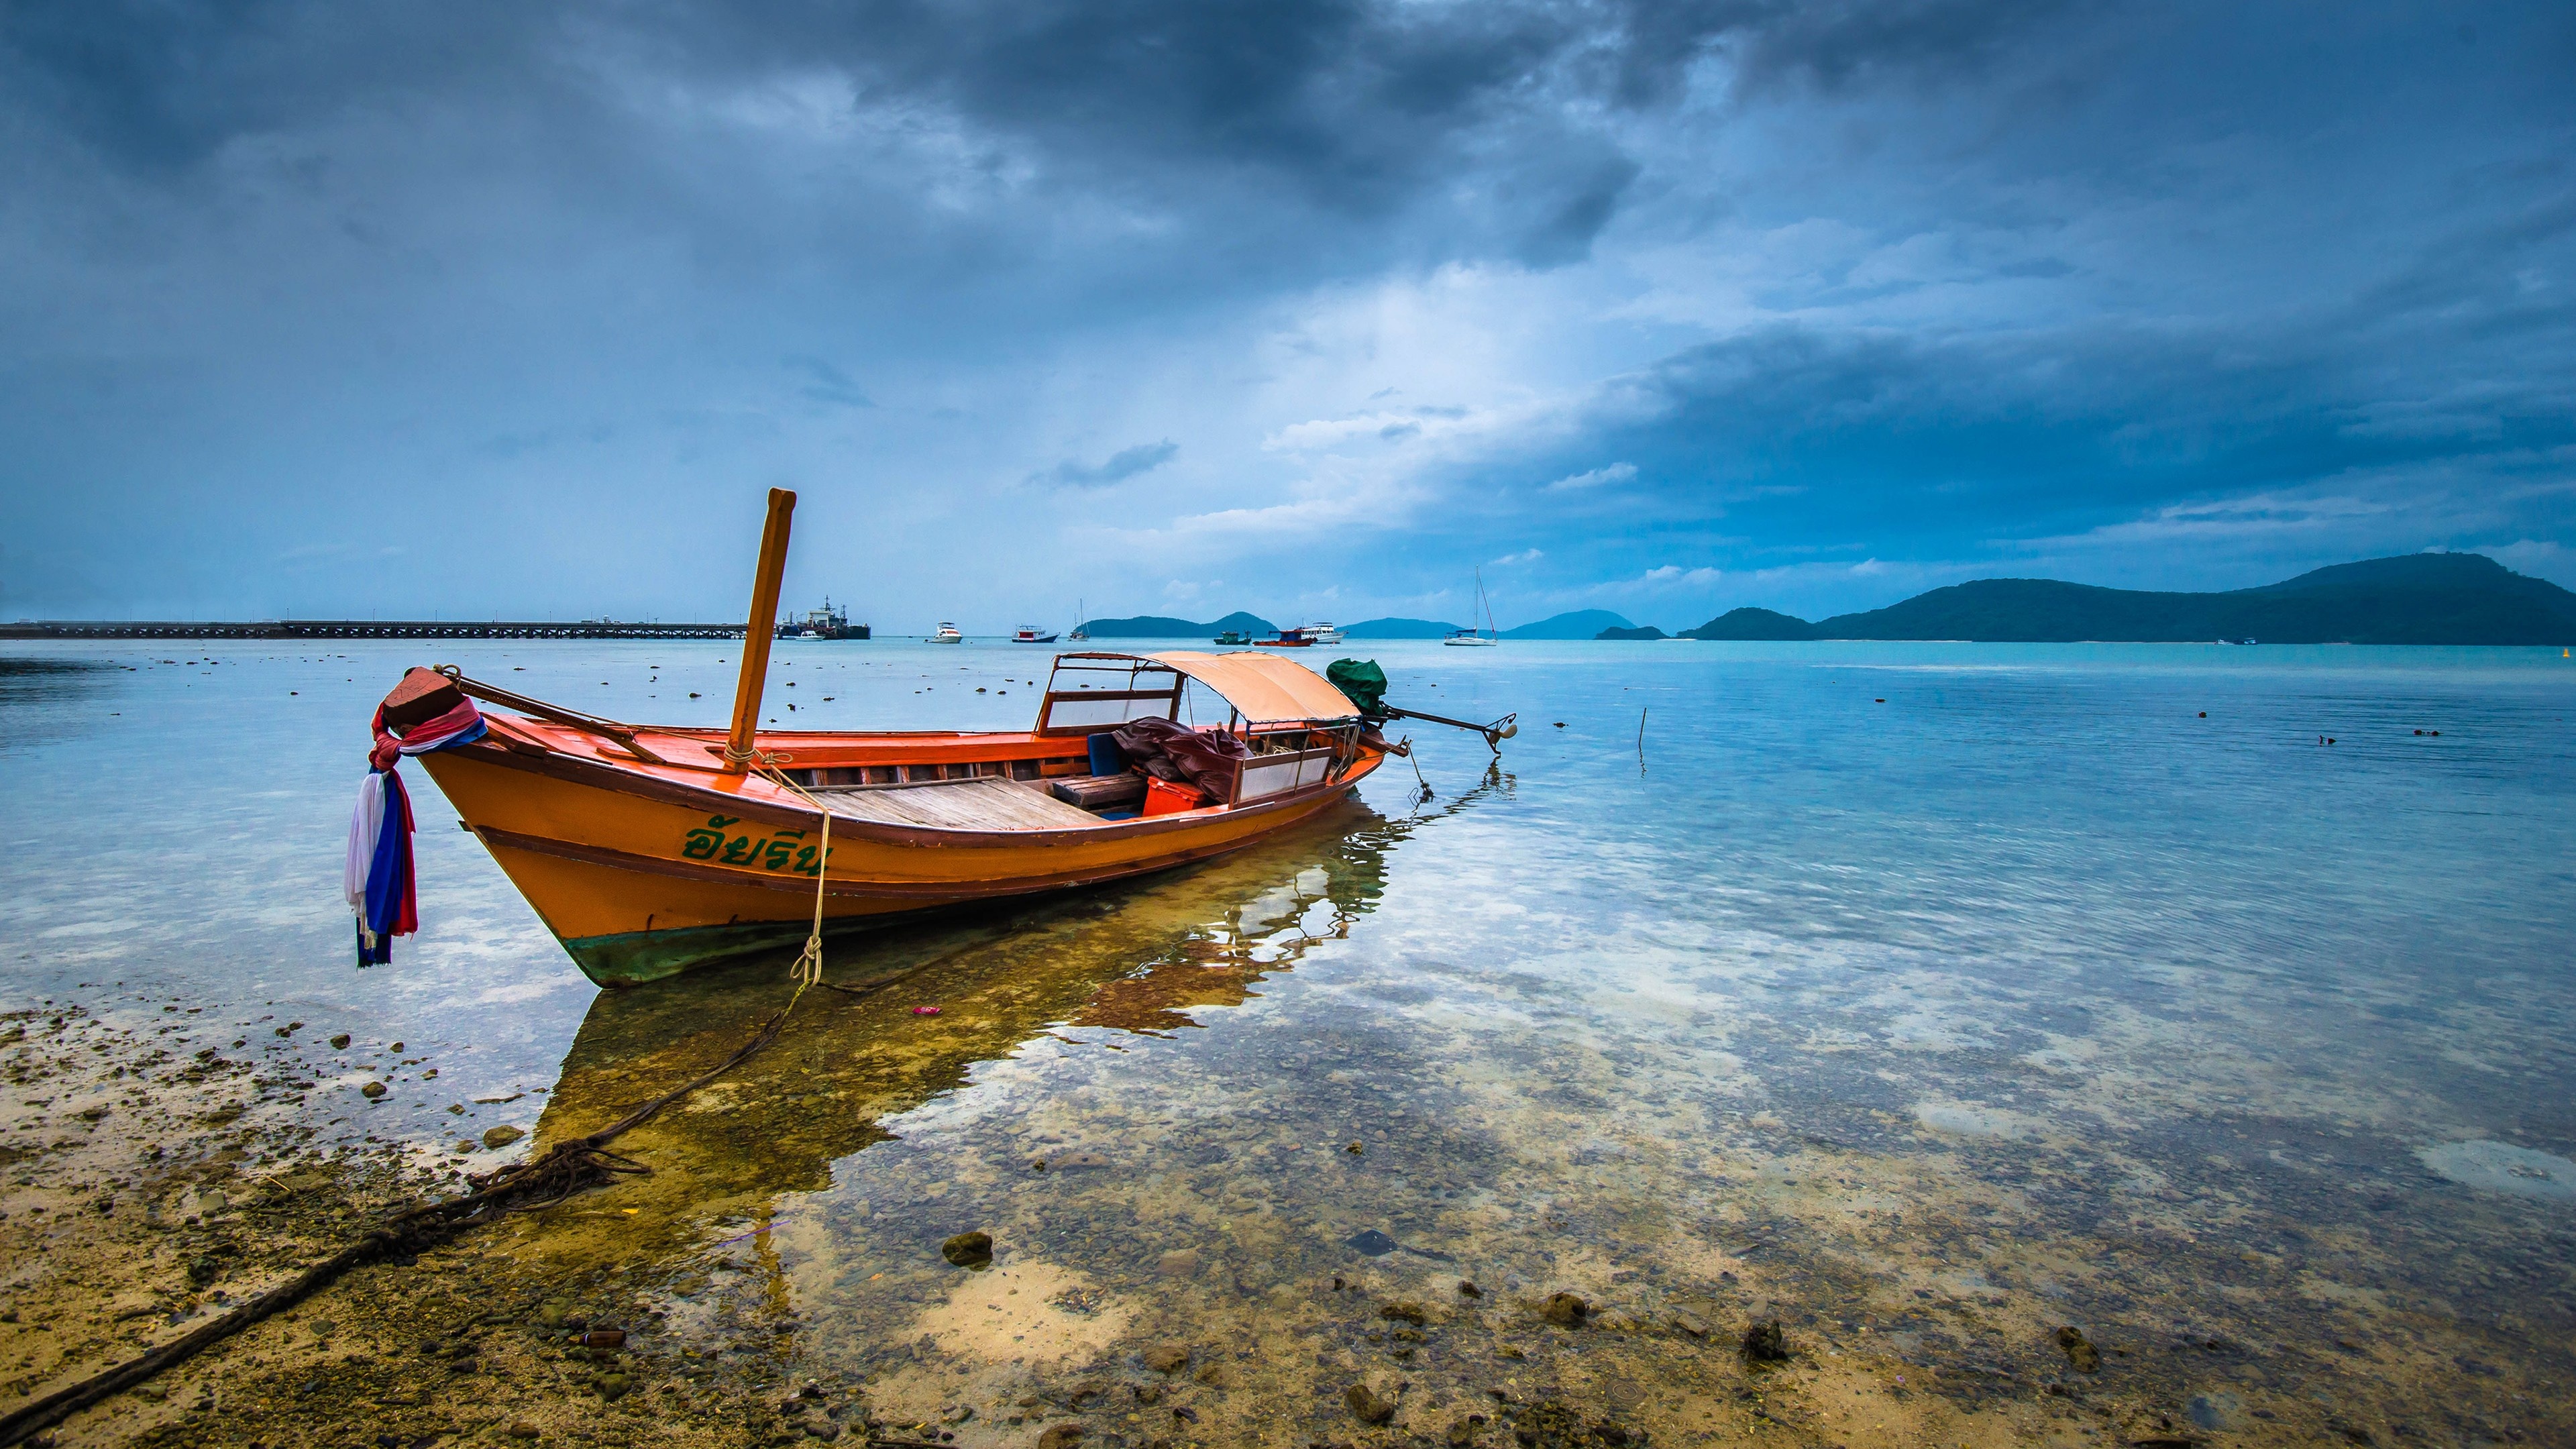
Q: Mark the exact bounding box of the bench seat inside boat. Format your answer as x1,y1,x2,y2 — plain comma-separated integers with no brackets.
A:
1047,773,1148,810
812,775,1112,830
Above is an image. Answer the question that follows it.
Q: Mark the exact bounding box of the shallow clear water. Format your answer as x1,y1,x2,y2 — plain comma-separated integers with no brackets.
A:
4,638,2573,1442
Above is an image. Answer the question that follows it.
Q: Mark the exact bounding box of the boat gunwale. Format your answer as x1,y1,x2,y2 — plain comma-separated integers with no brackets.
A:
439,724,1381,851
482,712,1104,765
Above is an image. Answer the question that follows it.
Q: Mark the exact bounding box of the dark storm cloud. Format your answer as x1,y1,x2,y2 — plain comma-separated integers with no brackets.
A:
1582,299,2576,546
0,1,2569,624
0,0,2065,268
1603,0,2067,106
3,0,1611,261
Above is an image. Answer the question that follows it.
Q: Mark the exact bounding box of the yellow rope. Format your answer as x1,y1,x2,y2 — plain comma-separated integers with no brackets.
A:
737,747,830,992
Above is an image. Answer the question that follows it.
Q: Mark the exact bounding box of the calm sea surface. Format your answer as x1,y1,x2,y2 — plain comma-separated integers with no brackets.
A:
3,638,2573,1441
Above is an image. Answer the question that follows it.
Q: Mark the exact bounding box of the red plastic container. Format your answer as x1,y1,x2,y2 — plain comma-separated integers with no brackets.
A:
1142,776,1211,816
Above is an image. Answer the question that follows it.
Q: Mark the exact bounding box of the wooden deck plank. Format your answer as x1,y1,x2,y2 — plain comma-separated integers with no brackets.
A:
814,775,1106,831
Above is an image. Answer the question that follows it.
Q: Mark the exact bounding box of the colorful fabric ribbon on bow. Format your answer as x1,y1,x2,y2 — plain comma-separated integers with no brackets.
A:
345,694,488,966
369,696,487,770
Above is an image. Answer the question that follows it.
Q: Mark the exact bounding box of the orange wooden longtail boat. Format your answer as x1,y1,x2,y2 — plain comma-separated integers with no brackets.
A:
392,490,1389,987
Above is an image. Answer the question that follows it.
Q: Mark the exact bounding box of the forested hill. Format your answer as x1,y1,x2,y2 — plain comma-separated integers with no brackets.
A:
1682,554,2576,645
1077,611,1273,637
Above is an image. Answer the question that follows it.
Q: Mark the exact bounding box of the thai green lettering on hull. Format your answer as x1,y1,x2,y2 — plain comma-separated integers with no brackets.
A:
682,815,741,859
681,814,832,875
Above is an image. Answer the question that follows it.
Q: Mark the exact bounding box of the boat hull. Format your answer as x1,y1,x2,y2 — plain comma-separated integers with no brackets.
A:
419,737,1379,987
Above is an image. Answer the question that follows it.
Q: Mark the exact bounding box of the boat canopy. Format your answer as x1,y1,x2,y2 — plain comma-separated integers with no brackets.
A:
1034,650,1360,735
1150,650,1362,724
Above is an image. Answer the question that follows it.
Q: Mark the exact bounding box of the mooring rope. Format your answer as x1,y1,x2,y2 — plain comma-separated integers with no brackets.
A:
0,760,848,1448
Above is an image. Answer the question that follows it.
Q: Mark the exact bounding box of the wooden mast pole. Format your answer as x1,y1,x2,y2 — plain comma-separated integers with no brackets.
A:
721,488,797,774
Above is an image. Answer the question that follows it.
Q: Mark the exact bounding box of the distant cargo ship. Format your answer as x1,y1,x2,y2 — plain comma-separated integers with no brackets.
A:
792,598,869,640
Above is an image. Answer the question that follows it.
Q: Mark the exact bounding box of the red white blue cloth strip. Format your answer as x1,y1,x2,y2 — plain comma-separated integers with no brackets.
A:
346,696,486,966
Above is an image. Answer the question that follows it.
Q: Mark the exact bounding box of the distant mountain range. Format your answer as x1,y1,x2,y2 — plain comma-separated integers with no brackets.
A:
1342,617,1458,639
1071,558,2572,645
1679,554,2576,645
1500,609,1637,640
1348,610,1642,639
1079,608,1641,640
1078,611,1275,638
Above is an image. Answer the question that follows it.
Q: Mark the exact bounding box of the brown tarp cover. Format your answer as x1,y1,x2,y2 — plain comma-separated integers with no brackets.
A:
1146,650,1362,724
1110,716,1248,798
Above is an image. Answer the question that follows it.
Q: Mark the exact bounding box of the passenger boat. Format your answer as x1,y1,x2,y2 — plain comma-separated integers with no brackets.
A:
1299,622,1346,645
384,492,1387,987
929,622,963,644
1012,625,1060,643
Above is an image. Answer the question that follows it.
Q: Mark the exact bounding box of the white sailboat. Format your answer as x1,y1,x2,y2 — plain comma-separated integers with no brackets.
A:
1443,569,1501,647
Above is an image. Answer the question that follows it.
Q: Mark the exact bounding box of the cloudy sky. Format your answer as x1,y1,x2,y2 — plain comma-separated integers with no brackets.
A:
3,1,2570,631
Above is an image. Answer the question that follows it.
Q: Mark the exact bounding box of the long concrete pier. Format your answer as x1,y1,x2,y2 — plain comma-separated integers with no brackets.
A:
0,619,869,642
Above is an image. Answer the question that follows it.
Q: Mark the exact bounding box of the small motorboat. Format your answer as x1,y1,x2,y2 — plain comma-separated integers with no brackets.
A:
382,491,1389,987
1259,629,1314,647
1013,625,1060,644
930,622,964,644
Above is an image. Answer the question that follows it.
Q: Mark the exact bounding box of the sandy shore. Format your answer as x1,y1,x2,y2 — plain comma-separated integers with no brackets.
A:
11,959,2546,1449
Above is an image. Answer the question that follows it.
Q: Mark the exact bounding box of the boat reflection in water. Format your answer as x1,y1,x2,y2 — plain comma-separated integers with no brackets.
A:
516,795,1415,1260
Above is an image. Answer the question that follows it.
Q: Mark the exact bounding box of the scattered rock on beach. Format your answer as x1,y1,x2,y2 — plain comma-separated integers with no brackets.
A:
481,1124,525,1149
1142,1344,1190,1373
1346,1229,1401,1256
941,1231,993,1268
1345,1382,1397,1424
2056,1326,2101,1373
329,1034,351,1049
360,1082,387,1099
1036,1425,1084,1449
1741,1319,1788,1362
1668,1310,1710,1338
1381,1301,1430,1325
1541,1293,1590,1328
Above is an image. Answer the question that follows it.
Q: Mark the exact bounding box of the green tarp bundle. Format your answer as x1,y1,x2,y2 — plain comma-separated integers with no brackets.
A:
1326,658,1389,722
